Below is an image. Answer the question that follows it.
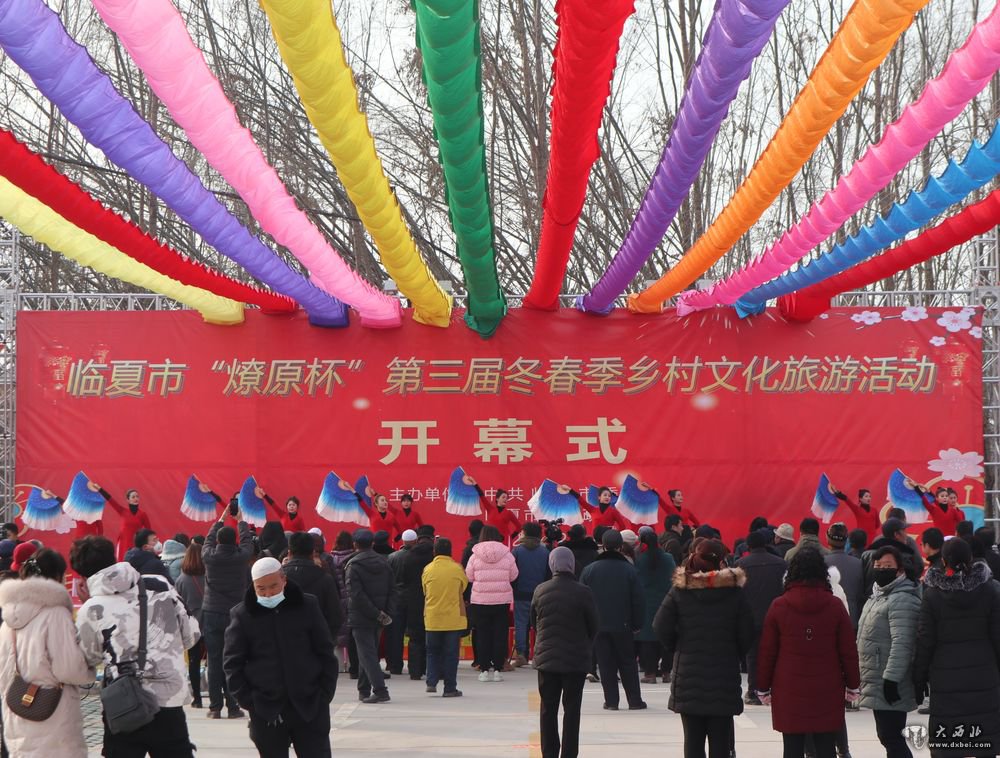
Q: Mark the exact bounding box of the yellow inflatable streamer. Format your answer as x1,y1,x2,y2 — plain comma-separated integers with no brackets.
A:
259,0,452,327
630,0,930,313
0,177,244,325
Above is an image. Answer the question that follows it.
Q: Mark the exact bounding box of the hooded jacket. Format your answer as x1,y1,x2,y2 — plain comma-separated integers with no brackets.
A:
913,562,1000,749
465,541,519,606
0,577,94,758
580,550,643,633
224,580,338,722
202,520,254,616
160,539,186,582
856,572,921,711
282,557,343,639
345,549,395,627
861,537,922,598
756,581,860,733
653,567,754,716
124,546,172,583
530,572,598,673
77,562,198,708
512,537,550,601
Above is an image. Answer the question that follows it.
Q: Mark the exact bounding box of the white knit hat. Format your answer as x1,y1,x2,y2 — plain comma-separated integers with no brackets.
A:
620,529,639,545
401,529,418,543
250,556,282,581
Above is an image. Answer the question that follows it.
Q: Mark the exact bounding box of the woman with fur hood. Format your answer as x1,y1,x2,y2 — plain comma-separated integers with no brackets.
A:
654,538,754,758
914,538,1000,758
0,549,94,757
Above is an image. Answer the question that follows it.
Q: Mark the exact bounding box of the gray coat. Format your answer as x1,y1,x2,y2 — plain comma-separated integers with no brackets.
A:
856,573,921,712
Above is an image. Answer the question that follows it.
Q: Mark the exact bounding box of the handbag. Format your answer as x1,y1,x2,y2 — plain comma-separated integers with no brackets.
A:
4,630,62,721
100,580,160,734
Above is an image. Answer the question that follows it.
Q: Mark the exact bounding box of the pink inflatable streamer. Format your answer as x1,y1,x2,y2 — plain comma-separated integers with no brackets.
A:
676,3,1000,317
90,0,401,327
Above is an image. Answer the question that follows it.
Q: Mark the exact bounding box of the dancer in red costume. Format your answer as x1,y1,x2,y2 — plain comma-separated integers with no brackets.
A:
358,491,401,537
395,493,424,534
576,486,632,532
907,479,964,536
264,493,304,532
664,489,701,528
831,486,880,544
476,486,522,540
107,488,152,559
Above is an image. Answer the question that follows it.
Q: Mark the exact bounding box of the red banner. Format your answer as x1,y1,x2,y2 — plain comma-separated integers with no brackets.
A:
17,307,984,552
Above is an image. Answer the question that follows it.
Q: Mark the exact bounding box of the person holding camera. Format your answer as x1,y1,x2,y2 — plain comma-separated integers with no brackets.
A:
345,529,396,703
202,503,254,720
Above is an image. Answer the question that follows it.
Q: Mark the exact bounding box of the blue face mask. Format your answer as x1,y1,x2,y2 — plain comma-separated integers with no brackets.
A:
256,592,284,609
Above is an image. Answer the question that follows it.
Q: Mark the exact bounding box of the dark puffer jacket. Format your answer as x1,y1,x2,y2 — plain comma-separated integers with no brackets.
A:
563,536,599,578
580,551,643,633
282,557,343,638
400,541,435,631
530,572,598,673
202,520,254,615
635,547,675,642
914,562,1000,753
653,567,754,716
223,580,338,722
756,582,860,733
345,549,395,628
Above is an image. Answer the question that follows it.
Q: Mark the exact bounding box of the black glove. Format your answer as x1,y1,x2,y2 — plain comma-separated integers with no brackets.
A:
883,679,901,705
569,489,581,500
474,484,485,497
833,490,847,501
914,680,927,706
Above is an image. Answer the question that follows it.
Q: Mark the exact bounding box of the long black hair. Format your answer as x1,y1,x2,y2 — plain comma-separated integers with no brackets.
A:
639,529,659,569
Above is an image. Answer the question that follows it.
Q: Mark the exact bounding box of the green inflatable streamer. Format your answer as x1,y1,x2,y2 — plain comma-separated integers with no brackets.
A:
413,0,507,336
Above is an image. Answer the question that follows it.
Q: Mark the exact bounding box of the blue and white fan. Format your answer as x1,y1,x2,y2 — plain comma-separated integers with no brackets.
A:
586,485,618,508
317,471,368,525
355,475,374,507
446,467,481,517
62,471,105,524
527,480,582,526
238,476,267,527
887,469,928,524
23,486,62,531
182,475,218,522
616,475,659,525
811,473,840,523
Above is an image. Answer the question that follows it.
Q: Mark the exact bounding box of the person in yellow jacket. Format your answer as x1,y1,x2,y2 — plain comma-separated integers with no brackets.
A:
422,538,469,697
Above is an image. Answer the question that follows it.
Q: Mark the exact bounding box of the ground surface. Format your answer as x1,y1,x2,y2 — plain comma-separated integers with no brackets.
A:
83,666,919,757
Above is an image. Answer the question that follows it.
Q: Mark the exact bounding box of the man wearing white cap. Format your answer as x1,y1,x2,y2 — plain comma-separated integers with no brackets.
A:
224,557,339,756
385,529,418,675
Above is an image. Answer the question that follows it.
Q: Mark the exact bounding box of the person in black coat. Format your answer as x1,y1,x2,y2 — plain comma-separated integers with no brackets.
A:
124,528,173,582
734,530,786,704
345,529,396,703
913,538,1000,758
654,538,754,758
224,557,338,757
282,532,343,639
531,546,598,758
563,525,599,578
399,527,435,679
579,530,646,711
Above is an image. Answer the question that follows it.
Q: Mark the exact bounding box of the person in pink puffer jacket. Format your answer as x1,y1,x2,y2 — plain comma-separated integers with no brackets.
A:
465,526,519,682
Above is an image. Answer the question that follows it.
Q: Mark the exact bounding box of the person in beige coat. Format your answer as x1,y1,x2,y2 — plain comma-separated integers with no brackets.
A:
0,548,94,757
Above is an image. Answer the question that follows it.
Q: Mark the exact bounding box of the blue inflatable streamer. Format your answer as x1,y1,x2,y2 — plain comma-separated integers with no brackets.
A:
735,122,1000,317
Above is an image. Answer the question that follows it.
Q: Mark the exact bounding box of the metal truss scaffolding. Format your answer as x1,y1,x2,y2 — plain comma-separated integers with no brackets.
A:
0,229,998,523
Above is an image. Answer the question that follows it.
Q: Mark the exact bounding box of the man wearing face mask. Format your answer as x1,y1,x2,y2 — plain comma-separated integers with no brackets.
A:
124,527,173,582
105,488,152,560
224,557,338,757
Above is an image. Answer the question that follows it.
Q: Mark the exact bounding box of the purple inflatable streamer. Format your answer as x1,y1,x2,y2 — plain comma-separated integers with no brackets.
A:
0,0,348,326
578,0,789,314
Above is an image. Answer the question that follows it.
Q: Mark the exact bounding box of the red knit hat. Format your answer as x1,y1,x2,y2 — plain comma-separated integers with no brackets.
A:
10,542,38,572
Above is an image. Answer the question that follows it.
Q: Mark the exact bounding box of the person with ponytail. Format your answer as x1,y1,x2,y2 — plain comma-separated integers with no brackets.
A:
0,549,93,757
654,538,753,757
634,527,674,684
914,538,1000,757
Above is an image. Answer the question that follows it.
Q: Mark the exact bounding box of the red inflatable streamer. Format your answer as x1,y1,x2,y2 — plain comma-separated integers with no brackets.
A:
522,0,635,311
0,129,295,313
778,188,1000,322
